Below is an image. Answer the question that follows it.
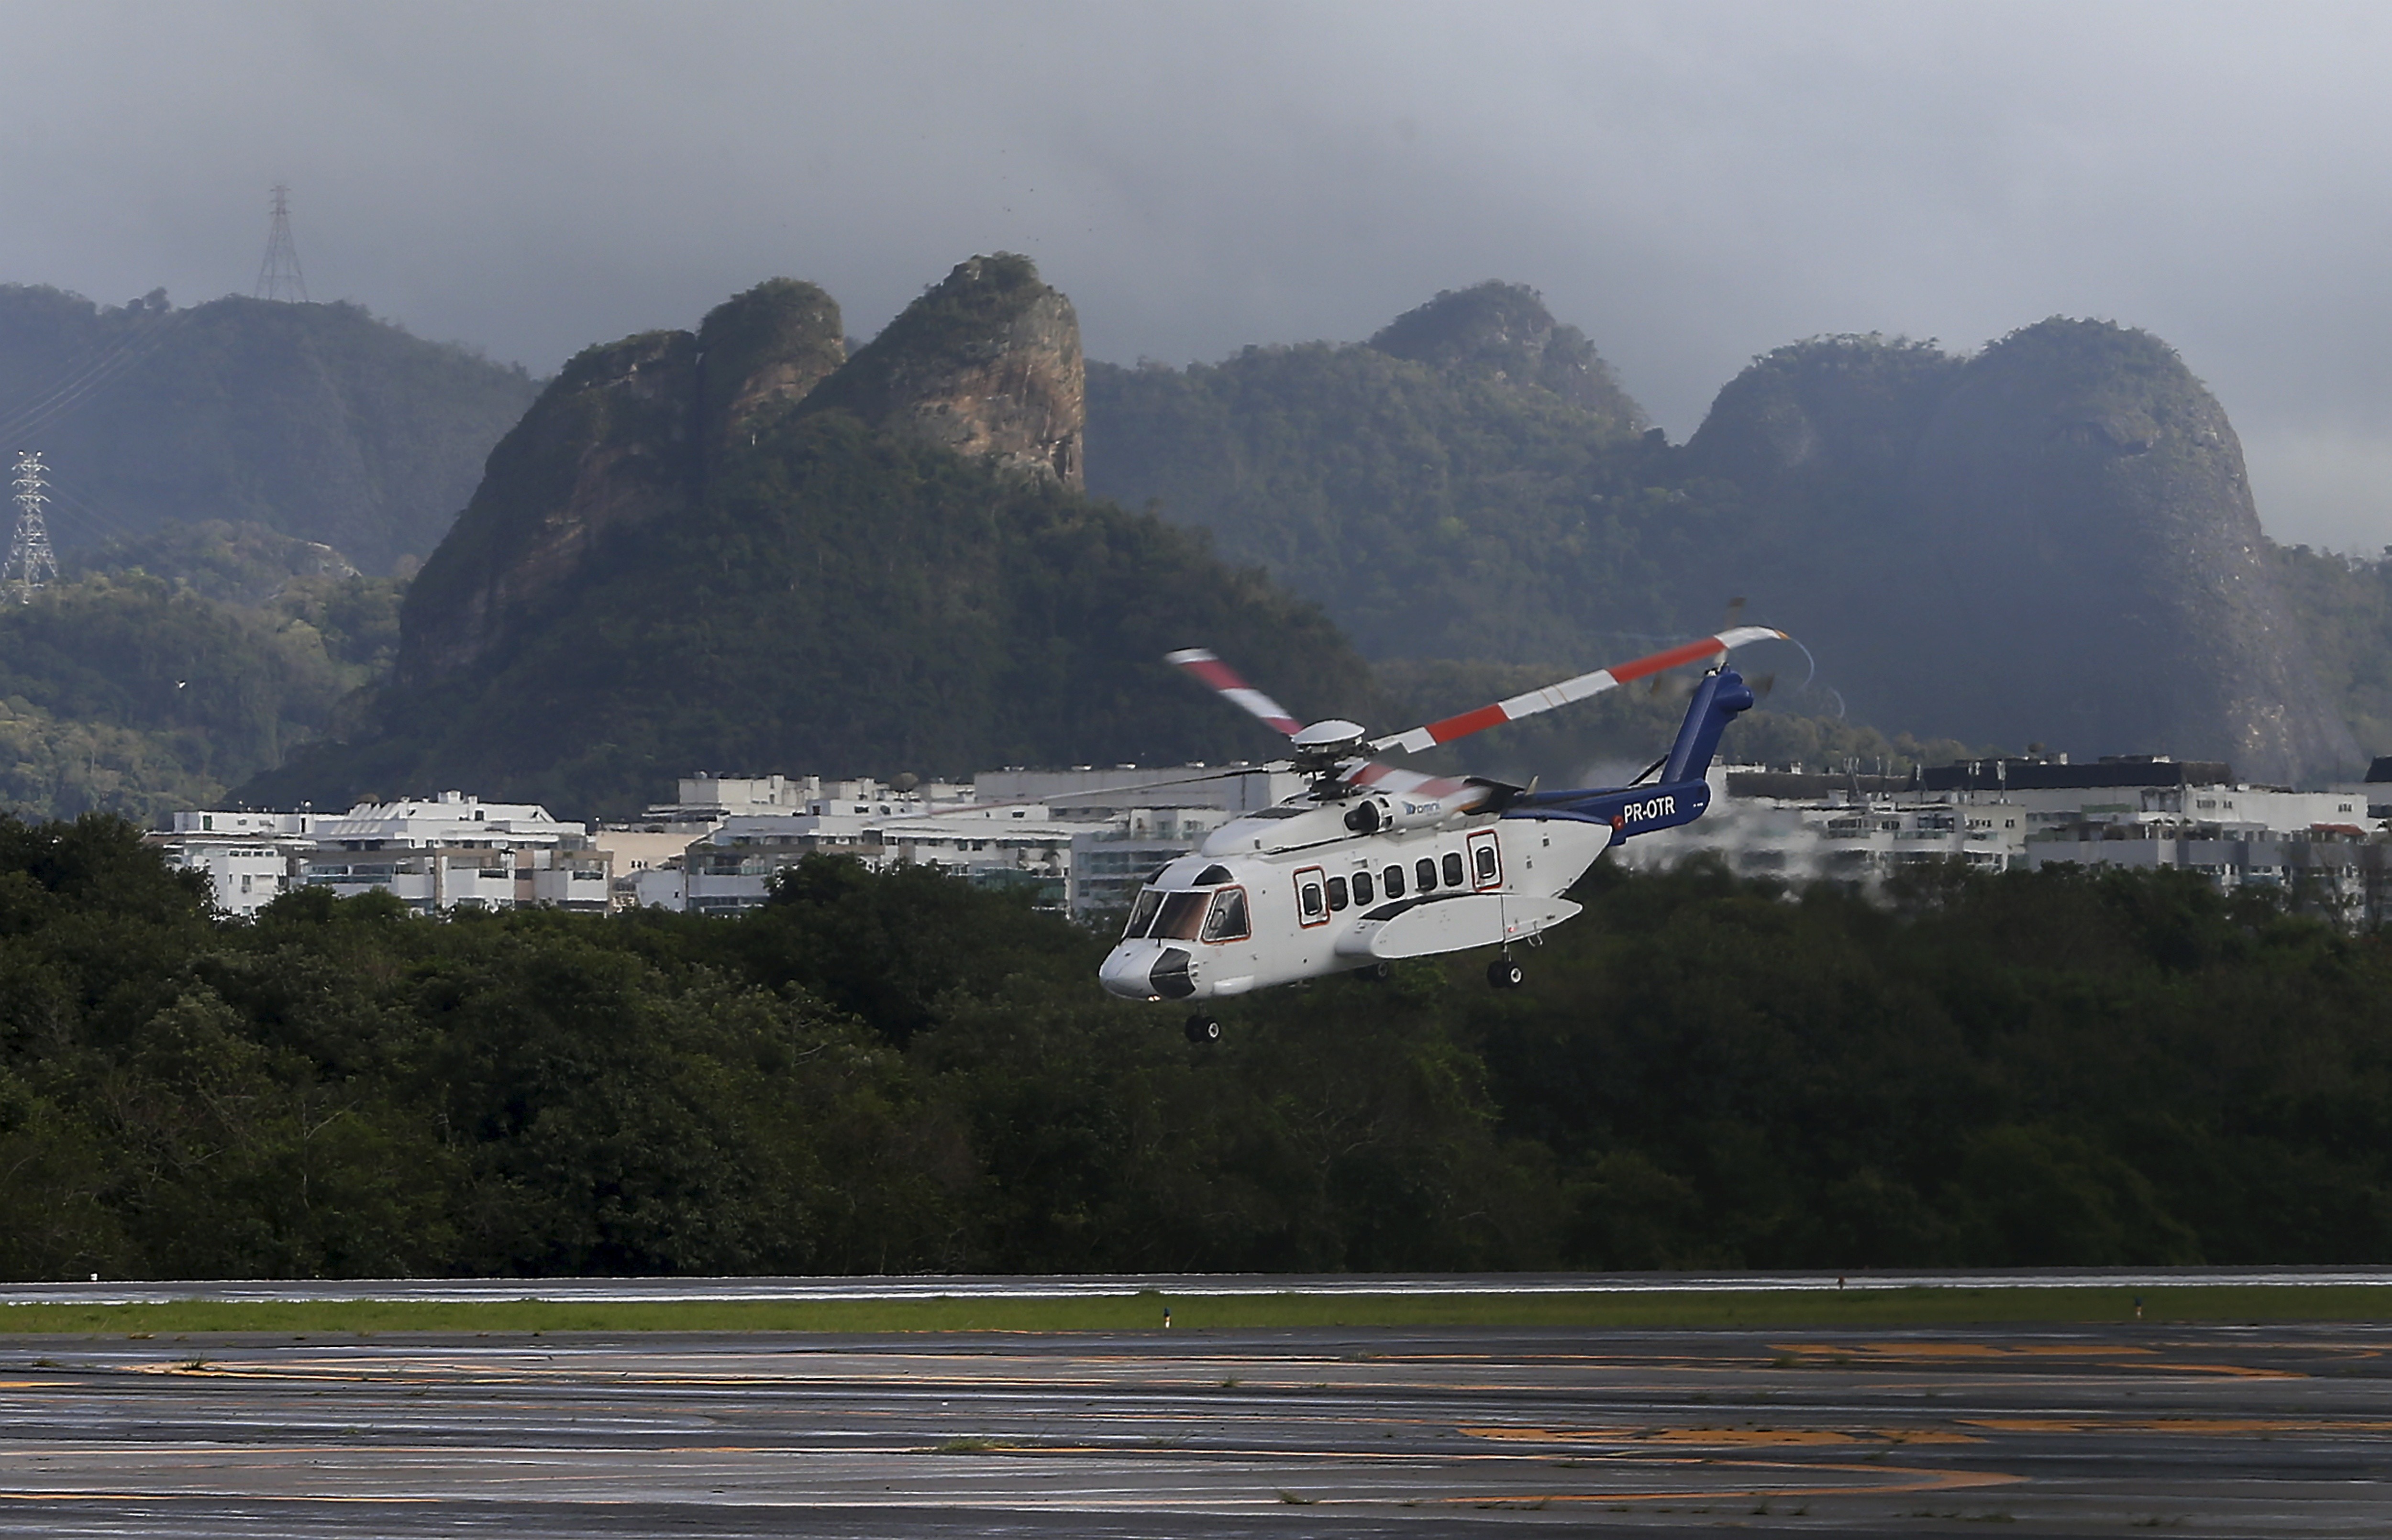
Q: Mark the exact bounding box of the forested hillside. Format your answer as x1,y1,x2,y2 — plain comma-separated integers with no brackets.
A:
0,526,401,820
0,285,540,572
1,819,2384,1279
1090,303,2359,784
1087,283,1670,667
2271,541,2392,759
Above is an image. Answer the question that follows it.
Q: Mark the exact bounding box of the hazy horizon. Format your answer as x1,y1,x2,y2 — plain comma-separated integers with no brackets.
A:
7,1,2392,549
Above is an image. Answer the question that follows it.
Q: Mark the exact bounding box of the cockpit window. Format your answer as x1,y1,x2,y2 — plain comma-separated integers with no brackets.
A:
1123,888,1164,938
1152,891,1211,941
1200,887,1250,942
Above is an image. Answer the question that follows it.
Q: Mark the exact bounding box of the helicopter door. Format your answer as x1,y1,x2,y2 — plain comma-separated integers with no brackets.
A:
1467,829,1503,890
1292,866,1329,928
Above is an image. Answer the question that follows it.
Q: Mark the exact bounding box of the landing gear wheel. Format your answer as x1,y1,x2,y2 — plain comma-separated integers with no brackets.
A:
1357,962,1395,984
1185,1015,1222,1045
1487,955,1525,990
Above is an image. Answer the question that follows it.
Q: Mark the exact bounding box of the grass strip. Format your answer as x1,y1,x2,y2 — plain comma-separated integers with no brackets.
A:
0,1284,2384,1337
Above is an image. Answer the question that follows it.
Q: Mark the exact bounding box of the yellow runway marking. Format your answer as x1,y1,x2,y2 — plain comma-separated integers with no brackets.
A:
1433,1460,2028,1505
1963,1416,2392,1436
1461,1424,1987,1448
1767,1342,2301,1377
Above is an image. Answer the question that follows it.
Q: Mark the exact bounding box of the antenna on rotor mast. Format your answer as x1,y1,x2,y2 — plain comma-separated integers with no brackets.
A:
6,451,58,602
254,183,310,303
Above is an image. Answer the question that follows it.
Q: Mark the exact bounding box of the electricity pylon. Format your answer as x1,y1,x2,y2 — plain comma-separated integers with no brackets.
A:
254,184,310,303
6,451,58,602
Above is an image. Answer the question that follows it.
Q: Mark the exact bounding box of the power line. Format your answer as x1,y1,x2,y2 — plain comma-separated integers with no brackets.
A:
39,479,144,547
0,313,178,446
6,451,59,601
254,183,310,303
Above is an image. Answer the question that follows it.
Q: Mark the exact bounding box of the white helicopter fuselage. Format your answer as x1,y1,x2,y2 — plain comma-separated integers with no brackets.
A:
1097,795,1617,1002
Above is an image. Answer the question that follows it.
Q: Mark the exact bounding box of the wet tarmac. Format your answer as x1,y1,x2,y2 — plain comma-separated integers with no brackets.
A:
0,1323,2383,1536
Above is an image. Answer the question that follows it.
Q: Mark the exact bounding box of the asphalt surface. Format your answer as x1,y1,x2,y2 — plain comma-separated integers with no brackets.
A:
6,1265,2392,1306
0,1324,2383,1536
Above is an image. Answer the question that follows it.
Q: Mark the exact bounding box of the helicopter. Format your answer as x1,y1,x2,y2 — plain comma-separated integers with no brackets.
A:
1097,626,1789,1040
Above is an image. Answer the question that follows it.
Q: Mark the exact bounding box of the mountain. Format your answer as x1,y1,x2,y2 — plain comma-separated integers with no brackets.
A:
1089,300,2359,785
246,258,1376,819
1683,323,2356,783
0,285,541,573
1086,282,1663,667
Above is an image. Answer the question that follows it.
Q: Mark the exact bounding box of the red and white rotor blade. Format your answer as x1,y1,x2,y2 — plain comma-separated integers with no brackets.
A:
1164,648,1306,739
1369,626,1788,755
1339,759,1474,802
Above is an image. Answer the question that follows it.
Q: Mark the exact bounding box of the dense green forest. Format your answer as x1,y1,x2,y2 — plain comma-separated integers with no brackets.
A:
2,817,2384,1279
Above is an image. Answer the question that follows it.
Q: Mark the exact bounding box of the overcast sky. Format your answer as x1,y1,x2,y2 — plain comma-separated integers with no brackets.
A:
8,0,2392,548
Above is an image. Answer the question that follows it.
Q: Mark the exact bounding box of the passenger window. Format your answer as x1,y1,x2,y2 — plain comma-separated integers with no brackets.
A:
1326,876,1349,910
1124,889,1163,938
1416,858,1437,891
1200,888,1250,942
1443,852,1465,887
1299,881,1324,918
1382,864,1405,899
1473,843,1499,883
1154,891,1210,940
1352,870,1374,905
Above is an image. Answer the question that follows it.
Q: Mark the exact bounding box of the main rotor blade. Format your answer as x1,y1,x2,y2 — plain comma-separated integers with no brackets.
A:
1369,626,1789,755
1339,760,1474,801
1165,648,1306,738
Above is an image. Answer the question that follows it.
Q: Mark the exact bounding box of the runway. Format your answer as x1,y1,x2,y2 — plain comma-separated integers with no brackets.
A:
0,1324,2383,1536
6,1264,2392,1306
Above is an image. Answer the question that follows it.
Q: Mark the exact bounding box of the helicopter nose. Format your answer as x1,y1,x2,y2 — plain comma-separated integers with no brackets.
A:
1099,943,1158,1000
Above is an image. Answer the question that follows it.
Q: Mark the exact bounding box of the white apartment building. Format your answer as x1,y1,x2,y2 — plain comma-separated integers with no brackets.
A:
156,793,610,916
153,809,325,916
306,792,607,912
682,804,1092,915
1619,755,2392,921
651,766,1290,917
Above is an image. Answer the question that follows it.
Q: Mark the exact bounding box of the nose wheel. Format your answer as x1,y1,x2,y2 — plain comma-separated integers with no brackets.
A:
1184,1014,1222,1045
1487,954,1525,990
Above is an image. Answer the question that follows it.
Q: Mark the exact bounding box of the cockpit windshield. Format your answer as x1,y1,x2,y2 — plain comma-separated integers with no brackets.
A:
1123,888,1164,939
1152,891,1211,940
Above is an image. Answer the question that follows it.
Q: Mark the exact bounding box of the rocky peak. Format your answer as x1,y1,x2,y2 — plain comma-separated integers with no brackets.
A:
1897,318,2357,783
1685,334,1964,487
397,328,700,686
698,278,844,448
798,254,1084,486
1368,280,1646,432
1676,318,2355,783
